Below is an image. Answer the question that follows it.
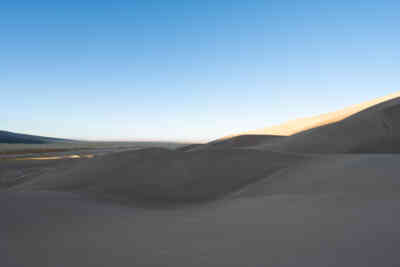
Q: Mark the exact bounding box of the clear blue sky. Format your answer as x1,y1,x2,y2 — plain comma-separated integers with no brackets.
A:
1,0,399,142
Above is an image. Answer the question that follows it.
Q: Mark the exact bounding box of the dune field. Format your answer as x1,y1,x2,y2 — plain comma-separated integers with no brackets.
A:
2,92,400,266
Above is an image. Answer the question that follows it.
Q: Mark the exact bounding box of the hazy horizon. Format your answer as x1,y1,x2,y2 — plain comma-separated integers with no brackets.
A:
2,1,400,142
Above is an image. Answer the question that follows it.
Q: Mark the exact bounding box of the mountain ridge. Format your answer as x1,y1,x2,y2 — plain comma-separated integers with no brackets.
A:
0,130,74,144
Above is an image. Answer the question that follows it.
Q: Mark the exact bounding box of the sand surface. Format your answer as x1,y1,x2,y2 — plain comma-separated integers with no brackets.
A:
3,92,400,266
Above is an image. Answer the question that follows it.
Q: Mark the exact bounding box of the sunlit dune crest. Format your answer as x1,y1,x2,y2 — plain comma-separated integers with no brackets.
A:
223,91,400,139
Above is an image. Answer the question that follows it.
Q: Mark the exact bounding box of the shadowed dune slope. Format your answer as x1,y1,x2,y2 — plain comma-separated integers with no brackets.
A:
232,154,400,199
192,134,285,151
16,148,304,205
261,97,400,153
175,143,203,152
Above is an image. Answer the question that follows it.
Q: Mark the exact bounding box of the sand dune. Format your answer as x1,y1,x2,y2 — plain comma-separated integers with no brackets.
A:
206,92,400,153
176,143,203,152
3,153,400,266
15,148,304,205
260,96,400,153
221,91,400,138
191,134,285,151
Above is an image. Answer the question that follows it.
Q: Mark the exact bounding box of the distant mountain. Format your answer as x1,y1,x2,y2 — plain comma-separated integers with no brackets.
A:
0,130,73,144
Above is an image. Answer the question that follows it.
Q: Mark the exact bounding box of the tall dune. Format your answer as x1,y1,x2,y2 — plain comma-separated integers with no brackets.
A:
264,96,400,153
211,91,400,153
223,91,400,138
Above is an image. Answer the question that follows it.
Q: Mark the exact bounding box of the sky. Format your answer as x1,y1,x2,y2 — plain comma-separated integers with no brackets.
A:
1,0,400,142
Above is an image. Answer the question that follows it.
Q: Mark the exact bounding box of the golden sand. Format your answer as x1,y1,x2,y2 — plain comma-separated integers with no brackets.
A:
222,91,400,139
14,154,95,161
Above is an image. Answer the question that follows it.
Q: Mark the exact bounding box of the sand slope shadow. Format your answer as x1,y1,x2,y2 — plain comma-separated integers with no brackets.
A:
192,134,285,151
15,148,304,206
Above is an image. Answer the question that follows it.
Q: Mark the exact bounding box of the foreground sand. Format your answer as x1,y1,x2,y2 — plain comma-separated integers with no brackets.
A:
2,153,400,266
